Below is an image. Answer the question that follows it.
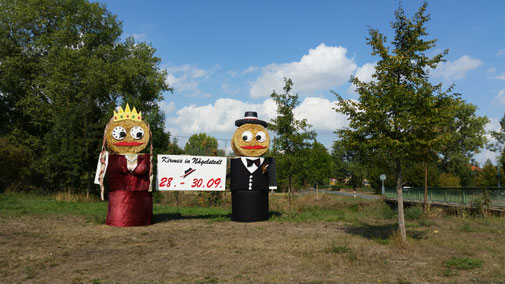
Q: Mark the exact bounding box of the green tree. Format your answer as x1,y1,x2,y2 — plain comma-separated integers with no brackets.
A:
0,137,32,192
330,140,369,190
403,160,440,187
184,133,218,156
330,140,349,185
440,100,488,186
488,113,505,187
474,160,503,187
166,137,185,155
270,78,316,196
334,3,458,241
0,0,170,193
438,172,461,187
305,141,334,187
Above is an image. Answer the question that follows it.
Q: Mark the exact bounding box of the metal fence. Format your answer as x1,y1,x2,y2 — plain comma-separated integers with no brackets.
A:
384,187,505,208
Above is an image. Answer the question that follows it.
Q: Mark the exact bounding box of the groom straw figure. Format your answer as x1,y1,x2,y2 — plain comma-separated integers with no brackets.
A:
230,111,277,222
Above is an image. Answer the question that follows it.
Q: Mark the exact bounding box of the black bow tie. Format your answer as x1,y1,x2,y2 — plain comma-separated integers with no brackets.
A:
247,158,261,167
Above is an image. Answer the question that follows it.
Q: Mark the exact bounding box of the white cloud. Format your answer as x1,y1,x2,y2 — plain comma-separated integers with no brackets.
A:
227,66,258,78
249,43,357,98
166,65,208,78
485,117,500,133
166,98,276,136
221,82,240,95
164,64,217,96
354,62,376,83
131,33,147,41
474,150,498,165
243,66,257,74
497,49,505,56
347,62,376,94
492,89,505,106
495,73,505,80
165,97,349,142
159,101,176,114
431,55,482,81
294,97,348,131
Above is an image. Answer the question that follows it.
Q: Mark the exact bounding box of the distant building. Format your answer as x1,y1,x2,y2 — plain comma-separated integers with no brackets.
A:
469,164,482,172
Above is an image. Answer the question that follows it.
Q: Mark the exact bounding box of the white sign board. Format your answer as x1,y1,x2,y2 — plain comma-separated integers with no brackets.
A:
157,155,227,191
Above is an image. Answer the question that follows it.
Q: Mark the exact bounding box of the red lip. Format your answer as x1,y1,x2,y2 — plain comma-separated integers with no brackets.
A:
113,141,144,146
241,145,266,149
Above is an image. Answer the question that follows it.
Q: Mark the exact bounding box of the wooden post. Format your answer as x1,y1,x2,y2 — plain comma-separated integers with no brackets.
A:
424,162,428,212
316,184,319,200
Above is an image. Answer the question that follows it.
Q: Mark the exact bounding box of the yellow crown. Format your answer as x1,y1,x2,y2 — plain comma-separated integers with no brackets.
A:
113,103,142,122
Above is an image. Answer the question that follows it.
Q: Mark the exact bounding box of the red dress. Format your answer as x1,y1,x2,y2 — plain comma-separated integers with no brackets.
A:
105,154,152,227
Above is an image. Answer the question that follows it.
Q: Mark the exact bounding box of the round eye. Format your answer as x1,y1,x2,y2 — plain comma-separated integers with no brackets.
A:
256,131,267,142
241,130,253,142
111,126,127,140
130,126,144,140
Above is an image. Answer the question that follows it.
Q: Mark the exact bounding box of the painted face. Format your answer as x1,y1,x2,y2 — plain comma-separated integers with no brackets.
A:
105,119,150,154
231,123,270,157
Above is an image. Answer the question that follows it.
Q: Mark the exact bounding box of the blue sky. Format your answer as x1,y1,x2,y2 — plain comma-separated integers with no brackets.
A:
95,0,505,164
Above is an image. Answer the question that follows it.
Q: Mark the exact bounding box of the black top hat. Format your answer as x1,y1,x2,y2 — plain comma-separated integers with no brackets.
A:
235,111,268,128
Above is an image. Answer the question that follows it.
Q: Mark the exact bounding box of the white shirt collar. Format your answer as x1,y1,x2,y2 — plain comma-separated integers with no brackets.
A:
240,157,264,174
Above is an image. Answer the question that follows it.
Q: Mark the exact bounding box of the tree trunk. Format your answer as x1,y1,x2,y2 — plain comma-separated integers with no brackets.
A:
288,175,292,211
86,174,91,200
396,160,407,241
424,161,428,213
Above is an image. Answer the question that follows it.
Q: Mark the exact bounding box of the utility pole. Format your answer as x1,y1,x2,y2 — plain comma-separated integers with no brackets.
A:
498,163,501,188
498,147,502,188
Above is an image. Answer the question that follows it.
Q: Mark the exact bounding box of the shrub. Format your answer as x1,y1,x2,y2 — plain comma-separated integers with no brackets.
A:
438,173,461,187
405,206,423,220
471,189,491,217
0,137,33,192
324,243,357,260
196,191,224,207
325,243,353,254
445,257,483,270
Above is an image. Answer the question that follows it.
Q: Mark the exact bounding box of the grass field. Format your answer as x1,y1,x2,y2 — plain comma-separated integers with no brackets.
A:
1,192,504,283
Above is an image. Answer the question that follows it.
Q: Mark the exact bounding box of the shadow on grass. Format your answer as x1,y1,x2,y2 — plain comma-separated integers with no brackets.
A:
153,211,282,223
269,211,282,218
344,222,397,241
153,212,232,223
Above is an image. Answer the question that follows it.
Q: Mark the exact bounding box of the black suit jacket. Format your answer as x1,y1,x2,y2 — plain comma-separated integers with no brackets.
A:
230,157,276,192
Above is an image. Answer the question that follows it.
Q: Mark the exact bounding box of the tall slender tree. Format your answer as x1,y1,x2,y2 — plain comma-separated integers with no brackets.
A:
334,3,458,241
305,141,334,187
270,78,316,197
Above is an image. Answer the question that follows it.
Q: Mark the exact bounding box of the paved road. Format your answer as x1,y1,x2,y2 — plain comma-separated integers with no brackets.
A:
322,190,380,200
299,189,380,200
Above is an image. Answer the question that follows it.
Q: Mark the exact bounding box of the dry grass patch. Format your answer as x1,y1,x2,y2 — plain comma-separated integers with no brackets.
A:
1,192,505,283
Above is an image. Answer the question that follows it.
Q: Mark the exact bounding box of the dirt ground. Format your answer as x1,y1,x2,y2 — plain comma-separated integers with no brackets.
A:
1,212,505,284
